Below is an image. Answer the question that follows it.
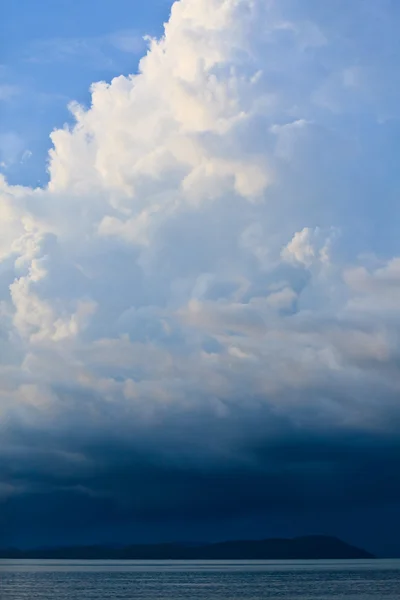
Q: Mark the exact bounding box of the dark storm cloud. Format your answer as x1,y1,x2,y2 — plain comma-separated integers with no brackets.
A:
2,393,400,555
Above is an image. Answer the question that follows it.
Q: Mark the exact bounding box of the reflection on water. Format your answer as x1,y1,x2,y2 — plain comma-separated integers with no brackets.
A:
1,559,400,599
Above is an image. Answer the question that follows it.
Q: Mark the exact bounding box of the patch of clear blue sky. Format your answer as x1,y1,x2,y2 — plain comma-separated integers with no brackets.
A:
1,0,173,187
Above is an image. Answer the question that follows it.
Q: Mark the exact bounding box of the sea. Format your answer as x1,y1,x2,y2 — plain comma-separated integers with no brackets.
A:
1,559,400,599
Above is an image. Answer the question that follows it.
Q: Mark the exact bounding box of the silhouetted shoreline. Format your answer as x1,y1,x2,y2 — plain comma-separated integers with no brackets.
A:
0,535,374,560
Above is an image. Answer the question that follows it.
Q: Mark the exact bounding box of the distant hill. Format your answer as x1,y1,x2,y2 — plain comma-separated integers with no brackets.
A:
0,535,374,559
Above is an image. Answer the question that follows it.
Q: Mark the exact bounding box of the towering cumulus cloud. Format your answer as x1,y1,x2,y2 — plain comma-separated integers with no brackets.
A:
2,0,400,553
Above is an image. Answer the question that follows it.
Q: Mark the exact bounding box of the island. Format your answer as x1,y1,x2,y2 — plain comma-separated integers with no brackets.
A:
0,535,374,559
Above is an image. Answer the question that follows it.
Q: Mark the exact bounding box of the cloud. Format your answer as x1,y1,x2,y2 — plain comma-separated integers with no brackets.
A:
108,30,147,54
1,0,400,552
27,30,146,70
0,133,26,168
0,84,20,102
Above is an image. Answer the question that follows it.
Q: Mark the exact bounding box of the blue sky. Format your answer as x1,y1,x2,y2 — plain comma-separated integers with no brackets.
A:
3,0,400,556
1,0,172,185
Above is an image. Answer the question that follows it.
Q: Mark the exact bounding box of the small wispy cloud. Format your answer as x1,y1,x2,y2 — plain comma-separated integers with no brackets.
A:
0,131,26,167
107,30,146,54
0,84,20,101
27,30,146,69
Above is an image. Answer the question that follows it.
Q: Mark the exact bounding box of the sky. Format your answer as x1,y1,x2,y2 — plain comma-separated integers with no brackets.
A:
2,0,400,557
0,0,171,186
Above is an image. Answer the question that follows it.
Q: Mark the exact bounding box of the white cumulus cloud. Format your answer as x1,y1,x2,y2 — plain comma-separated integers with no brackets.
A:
1,0,400,498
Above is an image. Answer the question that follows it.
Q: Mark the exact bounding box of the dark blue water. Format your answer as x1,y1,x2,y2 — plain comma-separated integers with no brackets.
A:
1,559,400,599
